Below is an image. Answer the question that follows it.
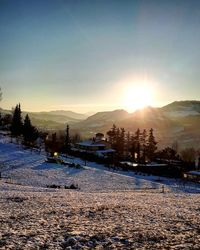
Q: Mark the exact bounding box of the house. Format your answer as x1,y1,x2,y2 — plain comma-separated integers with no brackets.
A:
183,171,200,183
74,133,115,158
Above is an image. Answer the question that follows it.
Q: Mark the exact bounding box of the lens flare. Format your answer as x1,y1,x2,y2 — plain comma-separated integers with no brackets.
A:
122,83,154,112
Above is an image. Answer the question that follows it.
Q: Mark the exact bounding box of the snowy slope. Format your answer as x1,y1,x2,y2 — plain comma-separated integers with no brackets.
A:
0,135,200,193
0,135,200,249
0,184,200,249
0,136,163,192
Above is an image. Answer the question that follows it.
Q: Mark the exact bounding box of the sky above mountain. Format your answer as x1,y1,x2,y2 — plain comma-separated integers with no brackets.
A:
0,0,200,112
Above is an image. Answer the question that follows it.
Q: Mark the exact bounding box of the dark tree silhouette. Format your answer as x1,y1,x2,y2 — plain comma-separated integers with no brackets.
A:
125,131,131,158
141,129,148,163
129,134,136,161
147,128,157,161
107,124,117,147
156,147,178,161
106,125,158,163
71,132,81,144
134,128,141,162
23,114,39,146
11,104,23,136
65,124,71,153
2,114,12,127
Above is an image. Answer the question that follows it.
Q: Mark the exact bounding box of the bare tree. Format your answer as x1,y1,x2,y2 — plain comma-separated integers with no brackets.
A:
180,147,196,162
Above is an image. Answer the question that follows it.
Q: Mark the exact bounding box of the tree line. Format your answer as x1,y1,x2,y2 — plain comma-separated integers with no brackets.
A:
107,124,157,162
10,104,39,146
0,101,80,156
0,100,199,168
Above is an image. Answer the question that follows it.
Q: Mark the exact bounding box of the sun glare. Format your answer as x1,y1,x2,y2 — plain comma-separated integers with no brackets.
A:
123,84,154,112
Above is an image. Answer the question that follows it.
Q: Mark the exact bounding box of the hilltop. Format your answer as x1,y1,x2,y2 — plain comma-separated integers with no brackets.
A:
1,100,200,148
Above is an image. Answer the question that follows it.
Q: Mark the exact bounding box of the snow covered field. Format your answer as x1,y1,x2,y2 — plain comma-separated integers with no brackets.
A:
0,135,165,192
0,135,200,249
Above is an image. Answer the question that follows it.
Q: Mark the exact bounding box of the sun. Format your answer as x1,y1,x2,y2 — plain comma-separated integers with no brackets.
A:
123,84,153,112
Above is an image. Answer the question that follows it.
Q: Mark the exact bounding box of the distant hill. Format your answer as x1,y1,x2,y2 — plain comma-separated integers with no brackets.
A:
73,110,130,134
30,117,66,130
84,111,96,117
28,112,81,125
1,101,200,149
39,110,87,120
74,101,200,149
0,108,85,130
161,100,200,117
78,109,130,127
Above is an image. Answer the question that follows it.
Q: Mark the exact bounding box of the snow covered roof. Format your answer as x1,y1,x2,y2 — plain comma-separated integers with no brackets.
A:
187,171,200,176
96,149,115,153
77,140,106,147
120,162,139,167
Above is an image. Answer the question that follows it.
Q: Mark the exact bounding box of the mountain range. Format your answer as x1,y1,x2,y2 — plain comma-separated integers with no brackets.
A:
1,100,200,149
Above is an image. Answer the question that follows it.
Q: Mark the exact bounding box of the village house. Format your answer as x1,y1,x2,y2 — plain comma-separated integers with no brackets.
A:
74,133,115,158
183,171,200,183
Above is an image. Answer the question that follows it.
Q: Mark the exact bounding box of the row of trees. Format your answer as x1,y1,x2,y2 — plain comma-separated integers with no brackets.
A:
107,124,157,162
44,125,71,155
10,104,39,146
0,101,78,154
0,98,198,167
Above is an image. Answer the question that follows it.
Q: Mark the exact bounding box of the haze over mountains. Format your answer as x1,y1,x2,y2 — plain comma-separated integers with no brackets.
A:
1,100,200,149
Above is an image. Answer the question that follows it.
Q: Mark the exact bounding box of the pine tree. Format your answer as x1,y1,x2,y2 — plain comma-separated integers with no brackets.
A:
23,114,39,146
11,104,23,136
134,128,141,162
107,124,117,147
117,128,125,157
130,134,136,161
107,125,126,158
125,131,131,158
65,124,71,153
115,127,120,152
141,129,148,163
147,128,157,161
23,114,32,143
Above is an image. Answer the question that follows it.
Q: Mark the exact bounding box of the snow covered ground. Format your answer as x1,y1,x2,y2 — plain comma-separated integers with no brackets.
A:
0,185,200,249
0,135,165,192
0,135,199,193
0,134,200,249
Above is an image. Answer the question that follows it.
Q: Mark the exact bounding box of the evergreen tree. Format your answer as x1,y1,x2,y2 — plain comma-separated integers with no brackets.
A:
130,134,136,161
115,127,120,152
141,129,148,163
107,125,125,158
134,128,141,162
117,128,125,157
23,114,39,146
65,124,71,153
11,104,23,136
125,131,131,158
107,124,117,147
52,132,57,144
106,125,158,162
147,128,157,161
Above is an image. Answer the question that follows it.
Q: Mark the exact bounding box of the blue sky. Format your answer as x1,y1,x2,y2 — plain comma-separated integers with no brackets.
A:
0,0,200,112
